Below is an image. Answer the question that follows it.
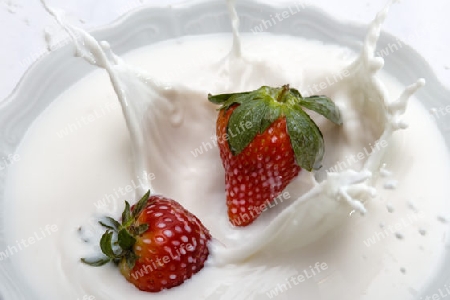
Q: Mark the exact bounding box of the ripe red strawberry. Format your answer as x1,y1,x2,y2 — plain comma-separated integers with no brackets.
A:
209,85,342,226
82,191,211,292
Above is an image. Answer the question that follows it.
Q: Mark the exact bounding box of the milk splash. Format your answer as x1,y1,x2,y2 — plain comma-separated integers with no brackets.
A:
40,0,424,264
212,0,424,264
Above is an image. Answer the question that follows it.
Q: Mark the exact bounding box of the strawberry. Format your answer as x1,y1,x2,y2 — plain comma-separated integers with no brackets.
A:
82,191,211,292
208,85,342,226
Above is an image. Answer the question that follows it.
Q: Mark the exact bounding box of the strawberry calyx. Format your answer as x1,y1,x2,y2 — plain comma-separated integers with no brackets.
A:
81,190,152,269
208,85,342,171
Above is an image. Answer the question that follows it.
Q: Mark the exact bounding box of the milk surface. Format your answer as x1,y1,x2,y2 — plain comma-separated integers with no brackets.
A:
3,2,450,300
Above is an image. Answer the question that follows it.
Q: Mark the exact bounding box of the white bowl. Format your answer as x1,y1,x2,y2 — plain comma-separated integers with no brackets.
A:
1,0,449,299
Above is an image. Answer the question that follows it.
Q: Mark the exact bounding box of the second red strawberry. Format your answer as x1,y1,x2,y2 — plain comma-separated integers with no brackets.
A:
209,85,342,226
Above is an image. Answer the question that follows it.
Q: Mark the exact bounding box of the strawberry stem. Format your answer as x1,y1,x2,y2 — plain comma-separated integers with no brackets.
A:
277,84,291,103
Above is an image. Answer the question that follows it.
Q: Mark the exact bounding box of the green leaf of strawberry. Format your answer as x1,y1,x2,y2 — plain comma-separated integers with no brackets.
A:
99,217,121,231
296,94,342,125
122,201,132,225
132,190,151,218
208,91,250,106
99,231,117,259
284,107,324,170
80,257,111,267
118,229,136,250
227,99,269,154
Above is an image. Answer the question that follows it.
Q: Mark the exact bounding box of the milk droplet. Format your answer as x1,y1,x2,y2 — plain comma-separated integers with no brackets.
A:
44,28,53,52
437,216,448,224
386,203,394,213
408,287,419,296
397,121,409,129
406,200,418,212
395,232,404,240
380,168,392,178
384,180,398,190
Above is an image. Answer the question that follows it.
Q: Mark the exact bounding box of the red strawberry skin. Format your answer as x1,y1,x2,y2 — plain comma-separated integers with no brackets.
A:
120,196,211,292
217,105,301,226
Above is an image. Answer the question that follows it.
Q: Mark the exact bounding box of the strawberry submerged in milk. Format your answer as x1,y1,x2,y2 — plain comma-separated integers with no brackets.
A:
82,191,211,292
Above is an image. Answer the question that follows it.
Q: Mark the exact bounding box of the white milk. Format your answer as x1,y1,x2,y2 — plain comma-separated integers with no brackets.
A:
3,2,450,300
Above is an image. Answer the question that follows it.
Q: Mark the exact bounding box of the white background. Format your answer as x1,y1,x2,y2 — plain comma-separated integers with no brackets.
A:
0,0,450,101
